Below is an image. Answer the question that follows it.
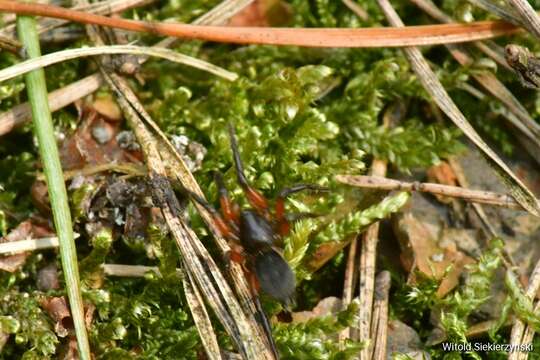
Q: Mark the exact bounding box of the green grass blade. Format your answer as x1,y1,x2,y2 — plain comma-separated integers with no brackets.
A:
16,15,91,360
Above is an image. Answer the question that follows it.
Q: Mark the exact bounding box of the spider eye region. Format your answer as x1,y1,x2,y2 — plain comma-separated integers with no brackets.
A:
239,210,275,251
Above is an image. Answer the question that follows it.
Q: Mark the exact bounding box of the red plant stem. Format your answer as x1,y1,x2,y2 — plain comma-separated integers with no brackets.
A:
0,0,521,48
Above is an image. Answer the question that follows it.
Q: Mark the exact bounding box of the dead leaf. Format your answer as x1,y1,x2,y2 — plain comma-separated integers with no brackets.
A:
93,95,122,121
427,162,458,204
291,296,343,323
40,297,72,337
228,0,291,27
393,212,474,297
0,220,54,272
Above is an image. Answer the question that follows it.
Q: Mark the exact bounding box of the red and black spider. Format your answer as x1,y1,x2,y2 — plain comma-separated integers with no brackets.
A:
189,124,326,307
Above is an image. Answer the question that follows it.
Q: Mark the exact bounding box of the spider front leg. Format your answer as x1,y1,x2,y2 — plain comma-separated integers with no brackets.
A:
228,123,270,215
275,184,328,236
214,172,240,230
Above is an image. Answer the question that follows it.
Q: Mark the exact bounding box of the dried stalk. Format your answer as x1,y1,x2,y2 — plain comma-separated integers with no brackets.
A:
102,264,166,277
376,0,540,217
370,271,391,360
508,259,540,360
468,0,524,27
506,0,540,39
0,45,237,83
0,0,523,48
0,236,60,254
339,235,358,344
357,159,388,359
341,0,368,21
335,175,529,210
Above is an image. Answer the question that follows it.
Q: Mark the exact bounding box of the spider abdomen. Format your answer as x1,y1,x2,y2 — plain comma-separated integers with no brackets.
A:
254,249,296,307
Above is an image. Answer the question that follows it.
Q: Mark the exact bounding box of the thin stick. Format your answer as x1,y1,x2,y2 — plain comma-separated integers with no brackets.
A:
0,45,238,83
335,175,528,210
358,160,387,359
102,264,181,277
341,0,368,21
16,15,90,360
376,0,540,217
370,271,391,360
0,0,523,48
339,235,358,344
0,236,59,254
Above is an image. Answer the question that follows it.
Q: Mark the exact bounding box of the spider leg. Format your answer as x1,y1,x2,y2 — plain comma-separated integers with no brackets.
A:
247,270,280,359
275,184,328,236
228,123,269,214
214,172,240,231
184,189,239,242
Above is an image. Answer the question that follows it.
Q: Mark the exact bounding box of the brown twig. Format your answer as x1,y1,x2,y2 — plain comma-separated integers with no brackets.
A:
376,0,540,217
370,271,391,360
0,0,524,48
335,174,530,210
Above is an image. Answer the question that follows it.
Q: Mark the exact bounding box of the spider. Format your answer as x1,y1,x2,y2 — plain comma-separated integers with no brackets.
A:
189,123,326,307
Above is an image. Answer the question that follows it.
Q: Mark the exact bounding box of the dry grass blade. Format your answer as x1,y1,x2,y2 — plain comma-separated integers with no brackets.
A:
377,0,540,217
506,0,540,39
0,74,102,137
335,174,529,210
0,45,237,83
0,0,523,48
370,271,391,360
357,159,388,360
468,0,524,26
183,271,222,360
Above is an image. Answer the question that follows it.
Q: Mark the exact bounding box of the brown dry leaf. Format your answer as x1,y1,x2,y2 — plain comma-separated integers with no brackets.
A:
291,296,343,323
426,161,458,204
228,0,291,27
93,95,122,121
40,297,73,338
0,220,54,272
393,212,474,297
59,109,142,171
